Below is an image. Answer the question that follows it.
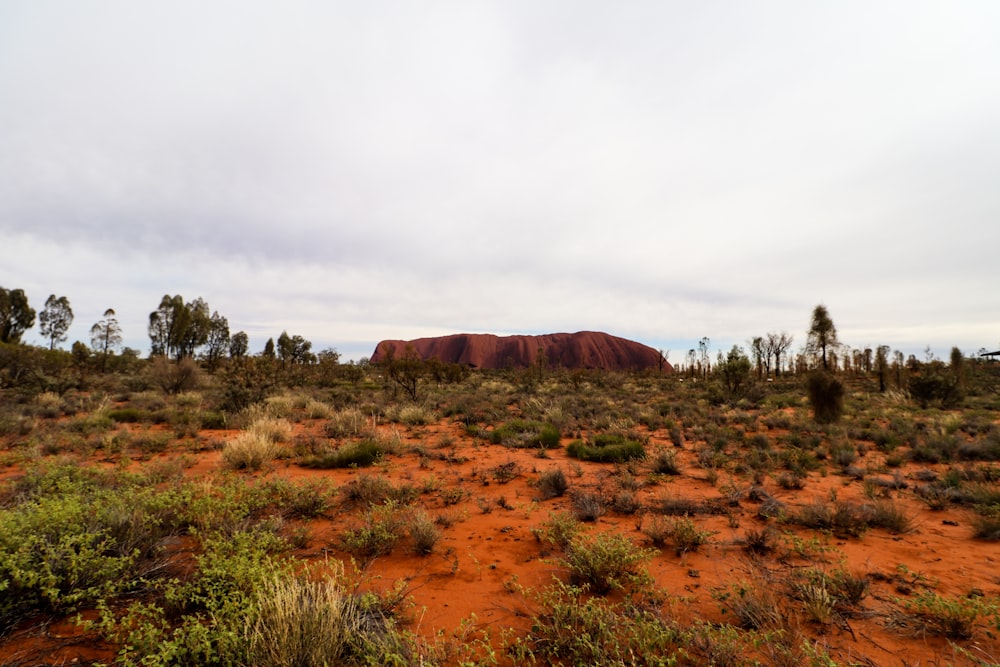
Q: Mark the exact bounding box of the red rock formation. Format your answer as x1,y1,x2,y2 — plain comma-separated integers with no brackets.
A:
371,331,672,372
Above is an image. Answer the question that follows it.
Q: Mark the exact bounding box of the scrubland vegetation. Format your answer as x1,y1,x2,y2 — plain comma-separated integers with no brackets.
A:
1,293,999,665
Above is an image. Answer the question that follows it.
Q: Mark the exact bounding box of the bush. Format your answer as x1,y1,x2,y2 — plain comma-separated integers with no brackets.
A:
536,468,569,500
300,440,389,469
342,502,405,559
562,532,654,595
567,434,646,463
909,370,962,409
806,371,844,424
149,356,201,395
897,591,998,640
408,510,442,555
488,420,561,449
651,449,681,475
532,511,582,551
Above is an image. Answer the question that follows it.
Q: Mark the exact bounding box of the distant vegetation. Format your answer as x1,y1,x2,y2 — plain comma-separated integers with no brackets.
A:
2,289,1000,664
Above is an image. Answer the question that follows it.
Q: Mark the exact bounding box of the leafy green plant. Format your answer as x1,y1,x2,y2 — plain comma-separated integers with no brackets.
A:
488,419,561,449
562,532,654,595
567,433,646,463
896,591,998,640
300,439,389,469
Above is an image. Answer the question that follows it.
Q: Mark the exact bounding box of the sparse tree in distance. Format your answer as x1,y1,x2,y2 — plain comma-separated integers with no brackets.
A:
262,337,275,358
0,287,36,344
39,294,74,350
950,346,965,391
806,305,838,370
765,331,793,377
203,311,230,372
230,331,249,360
148,294,212,359
875,345,890,392
750,337,766,378
90,308,122,371
717,345,752,401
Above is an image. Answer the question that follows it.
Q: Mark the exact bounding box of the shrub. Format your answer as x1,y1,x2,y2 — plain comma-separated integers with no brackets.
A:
342,502,405,559
532,512,582,551
562,532,654,595
488,420,561,449
571,491,605,522
897,591,998,640
149,356,201,395
300,440,388,469
107,407,150,423
806,371,844,424
651,449,681,475
510,580,686,665
408,510,442,555
667,517,713,555
567,434,646,463
971,511,1000,541
536,468,569,500
342,475,417,507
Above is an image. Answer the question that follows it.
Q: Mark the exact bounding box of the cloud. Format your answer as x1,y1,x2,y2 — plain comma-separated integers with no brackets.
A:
1,2,999,362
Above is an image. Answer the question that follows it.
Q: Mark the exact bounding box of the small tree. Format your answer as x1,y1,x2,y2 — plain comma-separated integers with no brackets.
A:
765,331,793,377
717,345,752,401
90,308,123,372
203,311,230,372
875,345,890,392
0,287,36,344
229,331,249,360
950,347,965,392
806,305,838,370
39,295,74,350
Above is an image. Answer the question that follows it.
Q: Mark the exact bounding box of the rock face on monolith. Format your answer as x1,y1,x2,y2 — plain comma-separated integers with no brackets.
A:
371,332,671,372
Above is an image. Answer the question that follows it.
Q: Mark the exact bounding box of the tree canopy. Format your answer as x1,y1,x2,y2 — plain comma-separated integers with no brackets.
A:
0,287,36,344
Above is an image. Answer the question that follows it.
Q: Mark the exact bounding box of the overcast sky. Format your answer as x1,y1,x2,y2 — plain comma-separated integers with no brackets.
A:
2,2,998,363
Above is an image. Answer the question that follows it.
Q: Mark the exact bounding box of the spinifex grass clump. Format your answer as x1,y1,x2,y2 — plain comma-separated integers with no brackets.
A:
566,433,646,463
487,419,561,449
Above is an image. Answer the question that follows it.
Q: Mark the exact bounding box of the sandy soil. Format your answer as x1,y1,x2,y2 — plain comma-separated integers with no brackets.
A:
2,413,999,666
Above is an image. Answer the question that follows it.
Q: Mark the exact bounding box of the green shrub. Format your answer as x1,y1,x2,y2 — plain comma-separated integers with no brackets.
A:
342,502,405,559
897,591,998,640
107,407,150,423
567,433,646,463
488,420,561,449
532,511,583,551
562,532,654,595
300,439,389,469
510,580,686,666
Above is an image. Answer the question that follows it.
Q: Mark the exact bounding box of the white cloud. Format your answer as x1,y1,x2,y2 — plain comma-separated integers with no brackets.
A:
2,1,999,362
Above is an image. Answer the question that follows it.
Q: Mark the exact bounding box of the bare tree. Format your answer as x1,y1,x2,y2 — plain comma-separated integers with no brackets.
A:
765,332,793,377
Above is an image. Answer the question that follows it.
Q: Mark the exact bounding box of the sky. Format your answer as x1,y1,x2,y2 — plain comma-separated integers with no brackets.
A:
2,1,999,364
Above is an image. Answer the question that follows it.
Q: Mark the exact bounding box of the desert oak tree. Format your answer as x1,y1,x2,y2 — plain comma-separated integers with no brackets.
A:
806,305,838,371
